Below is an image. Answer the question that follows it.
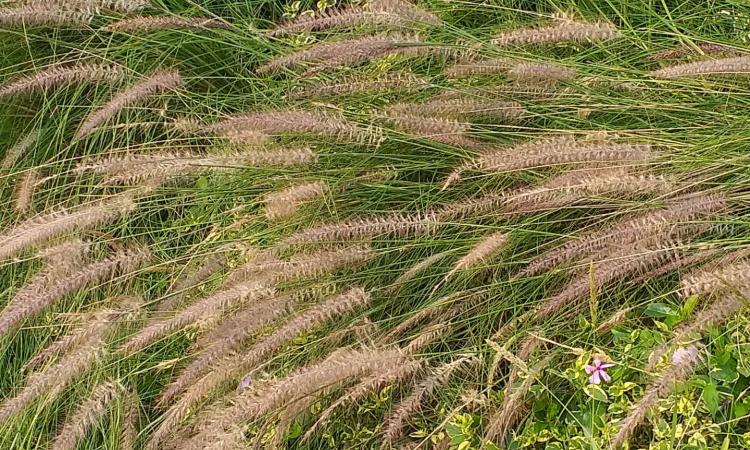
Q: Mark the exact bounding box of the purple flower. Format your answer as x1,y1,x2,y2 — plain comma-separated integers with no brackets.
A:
584,358,614,384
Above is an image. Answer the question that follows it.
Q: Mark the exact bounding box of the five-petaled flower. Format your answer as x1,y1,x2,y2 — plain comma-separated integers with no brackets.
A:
585,358,614,384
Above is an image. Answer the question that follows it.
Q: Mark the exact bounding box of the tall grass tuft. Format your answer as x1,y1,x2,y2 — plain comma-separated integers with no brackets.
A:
0,62,125,98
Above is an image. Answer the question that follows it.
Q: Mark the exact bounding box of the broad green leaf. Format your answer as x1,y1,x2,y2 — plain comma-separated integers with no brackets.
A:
703,382,719,415
584,384,609,402
644,303,678,318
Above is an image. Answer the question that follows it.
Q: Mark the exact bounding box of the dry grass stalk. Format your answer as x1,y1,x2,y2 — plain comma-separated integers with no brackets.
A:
0,299,141,422
387,98,525,121
612,346,702,448
263,180,327,221
679,259,750,298
278,212,436,249
595,306,636,333
386,251,450,293
120,390,140,450
0,245,148,339
382,356,476,445
267,2,427,37
147,288,371,449
227,245,374,286
23,304,144,374
54,0,151,14
103,16,228,32
31,0,145,12
187,347,408,450
493,18,620,46
0,62,124,98
13,168,39,215
156,246,235,312
256,33,419,75
2,130,39,171
647,42,734,61
507,62,577,86
432,191,508,221
370,0,440,25
631,248,721,285
387,112,482,147
169,116,203,134
484,355,552,445
288,72,429,99
443,58,514,78
49,380,126,450
541,168,675,196
382,295,458,341
322,317,377,347
488,169,676,215
651,55,750,78
268,6,377,37
518,192,727,277
0,5,92,27
205,108,377,145
531,240,693,323
76,147,315,186
450,135,652,181
4,346,102,421
0,192,136,261
39,239,91,265
76,69,182,138
120,280,274,355
402,322,451,354
446,230,507,278
304,357,424,441
156,294,296,405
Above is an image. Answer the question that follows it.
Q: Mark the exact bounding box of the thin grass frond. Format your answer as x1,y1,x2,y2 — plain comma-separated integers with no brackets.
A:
49,380,126,450
12,168,39,215
612,346,703,449
147,288,370,450
651,55,750,78
76,68,182,139
493,18,620,46
103,16,228,32
0,192,137,261
0,62,124,98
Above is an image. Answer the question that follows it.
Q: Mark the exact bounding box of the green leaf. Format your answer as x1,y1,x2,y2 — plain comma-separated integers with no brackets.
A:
644,303,678,318
584,384,609,402
195,176,208,190
458,441,471,450
681,295,700,319
734,401,750,419
703,382,719,415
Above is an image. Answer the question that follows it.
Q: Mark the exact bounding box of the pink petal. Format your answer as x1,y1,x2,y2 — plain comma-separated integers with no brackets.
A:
589,372,601,384
600,363,615,369
600,370,611,382
593,358,602,367
584,365,595,374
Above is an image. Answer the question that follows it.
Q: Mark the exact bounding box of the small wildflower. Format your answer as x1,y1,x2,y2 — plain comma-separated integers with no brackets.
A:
585,358,614,384
237,374,253,392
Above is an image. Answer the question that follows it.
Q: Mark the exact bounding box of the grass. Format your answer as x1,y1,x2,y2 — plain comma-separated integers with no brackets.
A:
1,0,750,449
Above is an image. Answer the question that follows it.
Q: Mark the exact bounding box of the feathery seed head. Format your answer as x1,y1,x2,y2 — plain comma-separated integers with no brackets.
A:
103,16,228,32
263,180,327,221
651,55,750,78
76,68,182,139
0,62,125,98
493,18,620,46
